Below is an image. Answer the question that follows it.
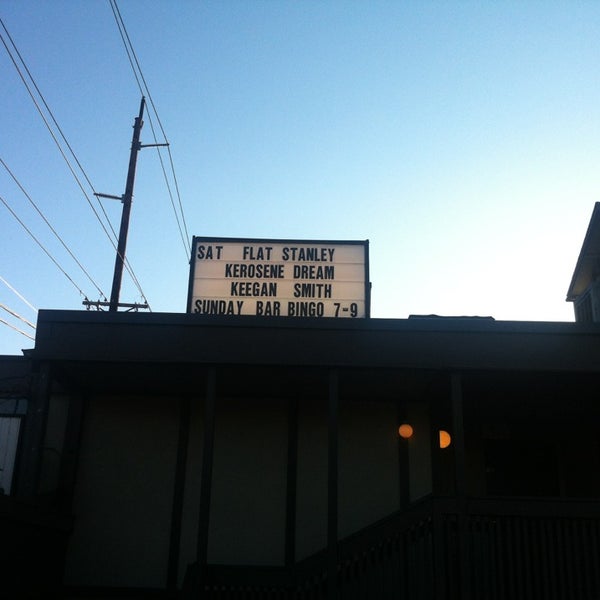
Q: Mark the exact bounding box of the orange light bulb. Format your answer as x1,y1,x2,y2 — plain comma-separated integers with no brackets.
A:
398,424,414,439
439,430,451,449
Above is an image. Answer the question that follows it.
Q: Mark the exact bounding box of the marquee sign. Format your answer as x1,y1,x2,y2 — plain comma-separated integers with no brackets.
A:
187,237,370,318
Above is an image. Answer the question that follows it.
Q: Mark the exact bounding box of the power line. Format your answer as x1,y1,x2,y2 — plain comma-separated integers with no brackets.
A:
0,304,35,330
0,317,34,341
0,275,37,313
0,192,88,299
1,157,107,300
0,16,151,307
110,0,191,260
0,18,119,247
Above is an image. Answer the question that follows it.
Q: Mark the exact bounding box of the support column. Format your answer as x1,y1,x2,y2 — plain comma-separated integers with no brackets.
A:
451,372,470,600
56,393,86,513
285,396,299,569
451,373,467,496
196,368,217,589
397,400,410,509
17,362,50,499
327,370,339,600
167,396,191,592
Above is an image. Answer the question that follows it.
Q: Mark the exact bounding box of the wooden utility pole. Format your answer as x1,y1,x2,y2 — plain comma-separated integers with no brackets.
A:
85,96,167,312
109,96,145,312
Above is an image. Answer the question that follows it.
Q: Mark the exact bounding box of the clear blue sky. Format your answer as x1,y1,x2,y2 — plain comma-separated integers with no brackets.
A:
1,1,599,355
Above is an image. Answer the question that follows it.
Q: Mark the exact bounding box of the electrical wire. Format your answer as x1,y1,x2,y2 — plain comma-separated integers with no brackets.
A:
0,19,119,248
0,317,34,341
0,304,35,330
1,157,106,300
0,192,88,300
109,0,191,260
0,17,151,308
0,275,37,313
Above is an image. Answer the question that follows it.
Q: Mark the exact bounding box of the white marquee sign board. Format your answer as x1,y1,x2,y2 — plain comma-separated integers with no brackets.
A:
187,237,370,318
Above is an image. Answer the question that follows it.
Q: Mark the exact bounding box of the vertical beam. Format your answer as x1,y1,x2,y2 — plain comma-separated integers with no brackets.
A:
167,396,191,592
327,370,339,600
451,372,471,600
197,369,217,582
56,393,86,513
429,389,443,496
396,400,410,509
451,373,467,497
16,362,51,499
285,396,299,569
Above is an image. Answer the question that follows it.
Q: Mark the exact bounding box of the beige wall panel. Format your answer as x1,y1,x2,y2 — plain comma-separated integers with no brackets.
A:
339,400,399,538
295,397,327,561
64,395,178,588
208,397,287,565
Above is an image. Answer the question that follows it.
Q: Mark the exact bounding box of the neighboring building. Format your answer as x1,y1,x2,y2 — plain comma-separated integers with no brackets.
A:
567,202,600,322
2,212,600,599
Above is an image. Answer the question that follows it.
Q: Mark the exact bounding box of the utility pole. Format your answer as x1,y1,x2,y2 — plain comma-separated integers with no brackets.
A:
108,96,145,312
84,97,168,312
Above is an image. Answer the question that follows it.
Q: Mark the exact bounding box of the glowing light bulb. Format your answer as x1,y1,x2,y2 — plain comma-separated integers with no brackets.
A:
398,424,414,439
439,430,451,449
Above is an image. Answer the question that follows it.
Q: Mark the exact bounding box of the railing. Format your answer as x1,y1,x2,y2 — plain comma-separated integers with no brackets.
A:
465,497,600,600
196,497,600,600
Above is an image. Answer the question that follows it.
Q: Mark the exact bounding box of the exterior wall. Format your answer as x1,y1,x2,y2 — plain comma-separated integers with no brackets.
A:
296,396,400,560
208,397,288,566
296,396,327,560
11,312,600,594
339,400,399,538
406,401,432,501
64,394,179,588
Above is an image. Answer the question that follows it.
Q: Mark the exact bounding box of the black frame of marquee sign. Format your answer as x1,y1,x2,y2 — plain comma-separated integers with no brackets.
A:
186,236,371,318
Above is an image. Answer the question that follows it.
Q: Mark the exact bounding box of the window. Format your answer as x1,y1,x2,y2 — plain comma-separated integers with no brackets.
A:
0,398,27,495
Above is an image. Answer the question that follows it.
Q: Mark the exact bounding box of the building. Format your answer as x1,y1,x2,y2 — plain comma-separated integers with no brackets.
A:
2,211,600,599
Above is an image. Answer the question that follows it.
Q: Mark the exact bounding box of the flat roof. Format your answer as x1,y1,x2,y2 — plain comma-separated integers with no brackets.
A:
31,309,600,374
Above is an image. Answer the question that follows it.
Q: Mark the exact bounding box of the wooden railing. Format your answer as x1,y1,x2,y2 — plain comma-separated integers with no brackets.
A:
464,497,600,600
196,497,600,599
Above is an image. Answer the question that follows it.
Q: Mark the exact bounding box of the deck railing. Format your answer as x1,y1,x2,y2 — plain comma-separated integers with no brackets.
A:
198,496,600,600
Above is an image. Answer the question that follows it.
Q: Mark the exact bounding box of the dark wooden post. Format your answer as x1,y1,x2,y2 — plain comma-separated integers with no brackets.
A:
16,362,50,499
167,396,191,592
196,368,217,592
327,369,339,600
56,393,86,513
397,399,410,509
285,396,299,569
451,372,470,600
